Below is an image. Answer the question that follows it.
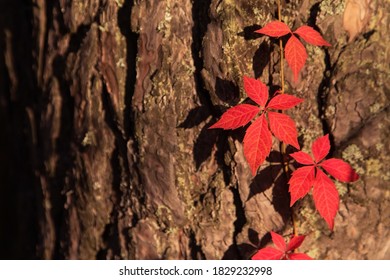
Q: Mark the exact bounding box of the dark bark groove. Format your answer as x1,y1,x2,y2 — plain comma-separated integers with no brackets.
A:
1,0,389,260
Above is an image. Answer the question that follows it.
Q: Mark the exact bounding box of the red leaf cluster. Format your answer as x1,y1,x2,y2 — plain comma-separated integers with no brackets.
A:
288,134,359,229
252,232,312,260
210,76,303,175
255,21,331,81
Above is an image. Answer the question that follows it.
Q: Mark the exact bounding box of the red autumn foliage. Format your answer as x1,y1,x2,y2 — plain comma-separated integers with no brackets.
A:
289,134,359,229
210,14,360,259
209,12,362,260
252,231,312,260
255,21,331,81
210,76,303,175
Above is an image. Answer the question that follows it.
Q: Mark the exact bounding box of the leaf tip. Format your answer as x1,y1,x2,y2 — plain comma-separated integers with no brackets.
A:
291,141,300,150
327,220,335,231
251,167,258,177
349,168,360,182
208,122,225,130
321,40,332,47
289,191,302,206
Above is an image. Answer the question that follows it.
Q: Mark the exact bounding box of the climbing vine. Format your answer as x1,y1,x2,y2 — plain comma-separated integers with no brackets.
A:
210,0,359,259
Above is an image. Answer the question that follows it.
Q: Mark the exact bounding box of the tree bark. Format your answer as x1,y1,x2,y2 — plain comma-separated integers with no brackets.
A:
0,0,389,259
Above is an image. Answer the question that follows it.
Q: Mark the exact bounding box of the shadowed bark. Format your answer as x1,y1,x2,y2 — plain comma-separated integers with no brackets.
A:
0,0,388,259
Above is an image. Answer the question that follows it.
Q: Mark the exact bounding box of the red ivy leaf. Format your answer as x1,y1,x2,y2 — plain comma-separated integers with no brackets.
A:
289,166,315,206
312,134,330,163
255,22,331,81
252,232,312,260
266,94,304,110
290,151,314,165
288,134,359,228
243,76,269,108
313,168,339,230
286,235,306,252
251,247,284,260
271,231,286,252
243,114,272,175
209,76,304,176
255,21,291,37
288,253,313,260
294,26,331,47
320,158,360,182
209,104,260,130
285,35,307,82
268,111,300,149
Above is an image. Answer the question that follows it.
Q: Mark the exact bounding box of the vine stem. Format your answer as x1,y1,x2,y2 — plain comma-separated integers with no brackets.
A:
276,0,298,237
277,0,285,95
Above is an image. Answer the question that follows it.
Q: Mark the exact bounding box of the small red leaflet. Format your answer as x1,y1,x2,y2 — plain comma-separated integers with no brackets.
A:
294,26,331,47
255,21,291,37
288,134,359,230
255,21,331,81
209,76,303,175
285,35,307,82
252,231,312,260
209,104,260,130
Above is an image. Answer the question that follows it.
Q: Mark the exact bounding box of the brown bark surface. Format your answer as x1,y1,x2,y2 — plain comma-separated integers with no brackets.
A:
0,0,389,259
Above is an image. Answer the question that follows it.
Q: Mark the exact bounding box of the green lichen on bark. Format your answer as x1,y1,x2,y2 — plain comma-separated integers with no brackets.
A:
342,144,365,175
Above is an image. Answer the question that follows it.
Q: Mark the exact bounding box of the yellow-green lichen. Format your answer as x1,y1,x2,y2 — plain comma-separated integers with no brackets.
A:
218,1,258,89
252,7,265,22
98,24,109,33
335,180,348,197
297,201,325,239
366,158,390,180
325,104,336,119
157,3,172,37
375,143,384,152
114,0,124,7
319,0,346,19
155,205,175,231
369,99,386,115
306,44,326,65
342,144,365,175
176,168,196,218
306,247,321,259
82,131,96,147
298,114,323,153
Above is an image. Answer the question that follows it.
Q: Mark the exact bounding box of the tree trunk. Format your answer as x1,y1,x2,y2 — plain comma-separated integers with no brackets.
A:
0,0,388,259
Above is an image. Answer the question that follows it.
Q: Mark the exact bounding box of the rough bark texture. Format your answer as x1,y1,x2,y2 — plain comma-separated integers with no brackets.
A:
0,0,389,259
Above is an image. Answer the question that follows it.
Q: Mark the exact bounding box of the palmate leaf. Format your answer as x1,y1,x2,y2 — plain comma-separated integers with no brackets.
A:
252,232,312,260
288,134,359,229
210,76,303,175
255,22,330,82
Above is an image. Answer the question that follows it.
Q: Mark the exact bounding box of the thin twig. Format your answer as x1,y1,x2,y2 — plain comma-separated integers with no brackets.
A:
277,0,297,237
